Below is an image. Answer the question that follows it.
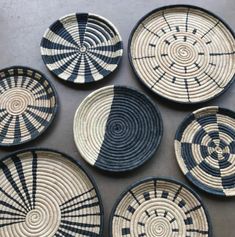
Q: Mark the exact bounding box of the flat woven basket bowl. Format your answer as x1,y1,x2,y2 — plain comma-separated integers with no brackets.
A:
73,85,163,172
0,66,57,146
110,177,211,237
175,106,235,196
128,5,235,104
41,13,123,84
0,148,104,237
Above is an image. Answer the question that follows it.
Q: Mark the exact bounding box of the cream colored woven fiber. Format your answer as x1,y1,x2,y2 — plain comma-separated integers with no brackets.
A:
129,6,235,103
110,178,211,237
0,149,103,237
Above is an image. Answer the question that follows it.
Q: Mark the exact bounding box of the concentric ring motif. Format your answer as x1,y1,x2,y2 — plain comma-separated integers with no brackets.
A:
129,5,235,103
110,177,211,237
73,86,163,172
0,149,103,237
0,66,57,146
41,13,123,83
175,106,235,196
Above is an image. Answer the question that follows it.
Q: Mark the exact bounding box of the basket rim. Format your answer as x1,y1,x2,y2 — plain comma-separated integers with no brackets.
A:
128,4,235,104
73,85,164,173
40,12,123,84
109,176,212,237
0,65,59,147
0,147,104,236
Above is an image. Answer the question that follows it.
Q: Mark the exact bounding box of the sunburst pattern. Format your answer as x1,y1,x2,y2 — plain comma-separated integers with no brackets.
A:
0,66,57,146
0,149,103,237
41,13,123,83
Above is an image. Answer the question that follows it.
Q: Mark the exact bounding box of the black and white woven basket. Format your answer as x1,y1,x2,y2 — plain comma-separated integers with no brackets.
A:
110,177,212,237
128,5,235,104
0,66,58,146
41,13,123,84
0,148,104,236
175,106,235,196
73,85,163,172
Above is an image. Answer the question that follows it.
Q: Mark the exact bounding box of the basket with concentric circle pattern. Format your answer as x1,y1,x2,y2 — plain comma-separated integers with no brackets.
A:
110,177,211,237
73,85,163,172
128,5,235,103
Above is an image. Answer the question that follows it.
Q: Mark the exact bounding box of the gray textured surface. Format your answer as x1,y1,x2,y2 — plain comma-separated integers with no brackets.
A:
0,0,235,236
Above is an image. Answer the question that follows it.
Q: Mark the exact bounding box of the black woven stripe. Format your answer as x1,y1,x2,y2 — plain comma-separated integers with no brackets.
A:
12,155,32,209
50,19,79,47
41,37,77,50
76,13,88,45
0,160,30,210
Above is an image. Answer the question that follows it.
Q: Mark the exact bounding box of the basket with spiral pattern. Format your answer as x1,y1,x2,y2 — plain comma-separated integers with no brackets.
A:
128,5,235,104
73,85,163,172
175,106,235,196
41,13,123,84
0,148,104,236
0,66,57,146
110,177,211,237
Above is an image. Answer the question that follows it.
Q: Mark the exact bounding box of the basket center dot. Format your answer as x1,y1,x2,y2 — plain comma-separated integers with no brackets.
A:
26,209,42,226
215,146,223,154
114,124,121,131
79,46,87,53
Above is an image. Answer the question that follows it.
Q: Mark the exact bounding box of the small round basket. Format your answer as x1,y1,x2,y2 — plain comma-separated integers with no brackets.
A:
128,5,235,104
0,148,104,236
110,177,212,237
41,13,123,84
73,85,163,172
175,106,235,196
0,66,58,146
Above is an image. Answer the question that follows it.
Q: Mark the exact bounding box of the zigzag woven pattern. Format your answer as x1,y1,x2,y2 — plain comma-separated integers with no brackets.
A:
41,13,123,83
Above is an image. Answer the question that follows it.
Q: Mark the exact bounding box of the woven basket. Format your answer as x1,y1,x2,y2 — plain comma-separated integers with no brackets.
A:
110,177,211,237
0,66,57,146
128,5,235,104
73,85,163,172
175,106,235,196
41,13,123,84
0,148,104,236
